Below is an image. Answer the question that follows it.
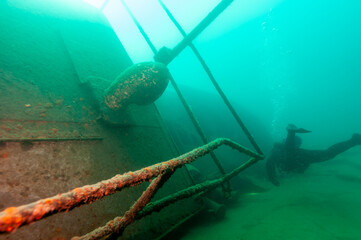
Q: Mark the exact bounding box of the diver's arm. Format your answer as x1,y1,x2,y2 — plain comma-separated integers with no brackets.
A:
266,150,280,186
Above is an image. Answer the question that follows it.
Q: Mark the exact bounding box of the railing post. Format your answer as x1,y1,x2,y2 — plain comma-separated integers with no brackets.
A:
155,0,234,65
119,0,230,189
158,0,263,155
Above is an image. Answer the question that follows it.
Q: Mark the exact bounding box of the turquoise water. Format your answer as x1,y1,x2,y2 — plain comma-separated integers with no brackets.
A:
104,0,361,239
161,0,361,145
1,0,360,239
103,0,361,148
153,0,361,176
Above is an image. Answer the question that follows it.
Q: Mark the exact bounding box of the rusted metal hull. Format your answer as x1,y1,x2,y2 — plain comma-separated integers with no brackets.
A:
0,1,197,239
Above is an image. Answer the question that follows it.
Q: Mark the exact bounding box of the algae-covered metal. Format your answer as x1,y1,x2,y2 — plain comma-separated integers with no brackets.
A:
104,62,170,110
0,1,197,239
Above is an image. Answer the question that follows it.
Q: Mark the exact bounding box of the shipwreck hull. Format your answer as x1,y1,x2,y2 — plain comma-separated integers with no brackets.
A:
0,1,198,239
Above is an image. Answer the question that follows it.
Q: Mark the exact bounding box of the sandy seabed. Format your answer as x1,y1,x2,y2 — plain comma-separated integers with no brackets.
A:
179,148,361,240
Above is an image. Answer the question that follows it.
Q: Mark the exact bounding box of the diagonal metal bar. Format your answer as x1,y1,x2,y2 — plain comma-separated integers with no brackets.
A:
120,0,158,55
138,157,258,219
100,0,111,11
72,171,174,240
0,138,263,233
158,0,263,155
168,73,232,199
119,0,229,185
168,75,227,175
75,156,259,240
157,0,234,65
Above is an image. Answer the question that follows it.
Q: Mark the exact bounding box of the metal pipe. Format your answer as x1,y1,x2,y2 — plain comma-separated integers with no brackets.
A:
0,138,263,233
100,0,111,12
167,74,232,196
75,157,259,240
74,171,174,240
120,0,158,55
156,0,234,65
168,75,226,174
138,157,258,218
158,0,263,155
120,1,229,182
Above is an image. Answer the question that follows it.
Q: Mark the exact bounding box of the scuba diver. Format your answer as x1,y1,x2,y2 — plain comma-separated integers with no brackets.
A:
266,124,361,186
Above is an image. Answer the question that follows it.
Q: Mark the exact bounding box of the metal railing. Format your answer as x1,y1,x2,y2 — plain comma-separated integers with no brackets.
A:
0,138,263,239
0,2,267,239
118,0,264,197
120,0,236,196
157,0,263,155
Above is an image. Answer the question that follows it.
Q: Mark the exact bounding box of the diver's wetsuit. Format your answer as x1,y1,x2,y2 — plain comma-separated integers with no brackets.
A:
266,126,361,186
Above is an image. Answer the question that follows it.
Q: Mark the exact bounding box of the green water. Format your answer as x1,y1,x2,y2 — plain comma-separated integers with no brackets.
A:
1,0,360,239
102,0,361,152
106,0,361,145
121,0,361,239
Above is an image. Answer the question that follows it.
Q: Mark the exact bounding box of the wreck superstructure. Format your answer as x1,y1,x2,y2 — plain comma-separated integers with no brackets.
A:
0,1,263,239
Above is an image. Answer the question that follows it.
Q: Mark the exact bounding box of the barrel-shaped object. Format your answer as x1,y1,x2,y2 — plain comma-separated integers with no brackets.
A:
104,62,170,110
